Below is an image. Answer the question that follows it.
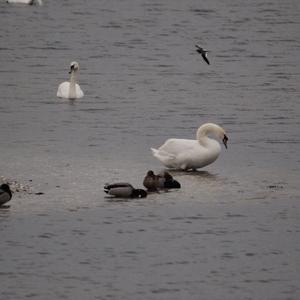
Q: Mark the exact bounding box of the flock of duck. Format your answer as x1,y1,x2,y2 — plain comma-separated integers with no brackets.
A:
0,0,228,205
104,170,181,199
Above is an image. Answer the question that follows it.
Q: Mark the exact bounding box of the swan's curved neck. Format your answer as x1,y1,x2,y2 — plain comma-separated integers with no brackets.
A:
196,123,222,146
69,71,77,99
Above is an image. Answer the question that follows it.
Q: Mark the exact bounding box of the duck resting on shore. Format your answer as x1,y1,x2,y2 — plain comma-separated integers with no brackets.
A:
143,170,181,191
104,183,147,198
0,184,12,208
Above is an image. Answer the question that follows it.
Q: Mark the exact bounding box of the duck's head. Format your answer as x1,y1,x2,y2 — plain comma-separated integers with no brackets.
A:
0,184,11,193
69,61,80,74
146,170,155,177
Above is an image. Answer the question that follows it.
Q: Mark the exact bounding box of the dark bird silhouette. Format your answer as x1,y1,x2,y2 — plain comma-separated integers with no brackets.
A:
104,183,147,198
143,170,181,191
0,184,12,207
195,44,210,65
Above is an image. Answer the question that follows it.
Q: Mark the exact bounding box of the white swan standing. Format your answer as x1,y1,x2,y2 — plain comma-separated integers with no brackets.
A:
7,0,43,5
151,123,228,171
57,61,84,100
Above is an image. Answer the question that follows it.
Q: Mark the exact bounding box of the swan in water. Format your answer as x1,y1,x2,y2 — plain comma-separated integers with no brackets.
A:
151,123,228,171
57,61,84,100
7,0,43,5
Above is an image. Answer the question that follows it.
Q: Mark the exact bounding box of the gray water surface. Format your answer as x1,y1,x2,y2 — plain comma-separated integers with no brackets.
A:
0,0,299,299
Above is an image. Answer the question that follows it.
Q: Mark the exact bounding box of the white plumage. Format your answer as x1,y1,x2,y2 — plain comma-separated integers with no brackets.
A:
57,61,84,100
151,123,228,171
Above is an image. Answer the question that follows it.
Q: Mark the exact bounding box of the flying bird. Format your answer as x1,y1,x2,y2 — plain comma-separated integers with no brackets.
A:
195,44,210,65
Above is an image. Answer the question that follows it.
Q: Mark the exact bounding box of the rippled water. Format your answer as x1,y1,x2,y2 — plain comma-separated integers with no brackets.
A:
0,0,299,299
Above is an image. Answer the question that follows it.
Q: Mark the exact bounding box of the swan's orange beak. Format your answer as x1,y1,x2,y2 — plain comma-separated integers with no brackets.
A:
223,134,228,149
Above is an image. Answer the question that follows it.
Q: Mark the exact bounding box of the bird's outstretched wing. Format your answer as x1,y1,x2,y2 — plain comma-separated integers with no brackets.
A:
195,44,210,64
202,53,210,65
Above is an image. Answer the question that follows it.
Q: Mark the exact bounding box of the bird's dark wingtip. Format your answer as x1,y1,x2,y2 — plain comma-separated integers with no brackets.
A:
202,55,210,65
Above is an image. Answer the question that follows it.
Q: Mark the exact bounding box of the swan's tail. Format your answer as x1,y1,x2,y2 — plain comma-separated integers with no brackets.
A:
151,148,176,165
151,147,159,157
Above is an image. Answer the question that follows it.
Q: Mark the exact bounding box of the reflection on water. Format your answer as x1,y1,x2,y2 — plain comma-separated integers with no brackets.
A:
0,0,299,299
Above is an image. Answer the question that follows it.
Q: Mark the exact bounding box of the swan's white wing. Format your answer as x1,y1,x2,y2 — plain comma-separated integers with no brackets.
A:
152,139,200,169
57,81,70,98
157,138,199,156
151,147,175,159
57,82,83,99
152,138,221,170
75,84,84,98
151,147,177,168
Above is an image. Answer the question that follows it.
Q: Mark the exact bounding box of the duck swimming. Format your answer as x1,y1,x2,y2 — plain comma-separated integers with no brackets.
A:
143,170,181,191
104,183,147,198
57,61,84,99
151,123,228,171
0,184,12,207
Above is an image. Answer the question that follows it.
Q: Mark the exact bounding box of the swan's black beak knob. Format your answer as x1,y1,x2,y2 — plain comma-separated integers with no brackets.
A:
69,65,74,74
223,134,228,149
